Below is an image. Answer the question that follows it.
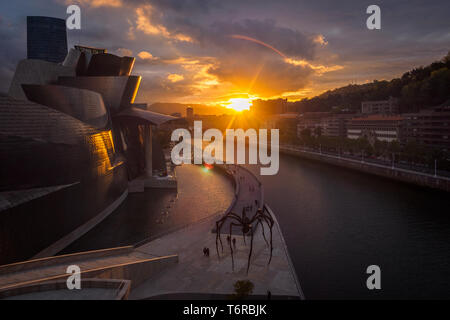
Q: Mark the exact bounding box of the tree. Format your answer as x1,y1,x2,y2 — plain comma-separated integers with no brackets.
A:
356,137,369,153
388,140,401,153
288,53,450,114
373,140,388,157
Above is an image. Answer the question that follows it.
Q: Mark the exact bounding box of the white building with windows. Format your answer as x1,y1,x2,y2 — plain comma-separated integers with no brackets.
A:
347,115,404,143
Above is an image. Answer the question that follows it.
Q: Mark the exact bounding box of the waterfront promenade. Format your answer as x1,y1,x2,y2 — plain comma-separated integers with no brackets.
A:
130,165,303,299
281,145,450,192
0,164,302,299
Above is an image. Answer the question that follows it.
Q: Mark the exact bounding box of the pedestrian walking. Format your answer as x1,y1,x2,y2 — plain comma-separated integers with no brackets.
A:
232,238,236,249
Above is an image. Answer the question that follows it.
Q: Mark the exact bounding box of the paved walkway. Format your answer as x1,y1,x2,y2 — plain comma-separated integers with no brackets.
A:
130,165,301,299
217,165,263,235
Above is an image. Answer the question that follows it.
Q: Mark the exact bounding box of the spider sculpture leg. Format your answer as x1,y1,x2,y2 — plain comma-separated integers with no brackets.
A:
249,208,263,223
268,221,273,265
257,209,274,265
246,225,255,274
215,213,243,260
247,208,273,267
215,220,223,258
262,206,275,265
241,207,247,246
257,217,269,247
217,217,228,253
229,222,240,271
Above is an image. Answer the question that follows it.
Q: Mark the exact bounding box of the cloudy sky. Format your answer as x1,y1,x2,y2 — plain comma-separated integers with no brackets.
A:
0,0,449,106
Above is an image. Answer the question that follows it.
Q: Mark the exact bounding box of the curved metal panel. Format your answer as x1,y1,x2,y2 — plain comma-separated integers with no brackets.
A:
86,53,135,76
0,95,119,191
22,84,108,128
114,107,176,126
62,49,90,76
57,76,141,113
121,76,140,106
0,95,97,145
8,59,75,100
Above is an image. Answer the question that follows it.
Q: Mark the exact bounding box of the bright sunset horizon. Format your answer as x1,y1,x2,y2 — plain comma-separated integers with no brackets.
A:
0,0,448,111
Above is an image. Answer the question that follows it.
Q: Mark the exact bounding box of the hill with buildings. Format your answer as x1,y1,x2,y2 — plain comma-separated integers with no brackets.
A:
291,52,450,113
147,53,449,117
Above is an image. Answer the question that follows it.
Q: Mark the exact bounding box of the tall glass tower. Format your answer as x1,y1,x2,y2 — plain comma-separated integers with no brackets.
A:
27,16,68,63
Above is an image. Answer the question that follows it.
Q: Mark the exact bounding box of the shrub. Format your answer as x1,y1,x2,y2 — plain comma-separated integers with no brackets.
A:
231,280,254,299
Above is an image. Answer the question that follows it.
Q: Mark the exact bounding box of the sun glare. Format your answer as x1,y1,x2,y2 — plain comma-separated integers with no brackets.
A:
226,98,252,112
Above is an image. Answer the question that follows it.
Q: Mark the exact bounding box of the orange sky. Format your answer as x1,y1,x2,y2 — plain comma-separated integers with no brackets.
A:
1,0,448,107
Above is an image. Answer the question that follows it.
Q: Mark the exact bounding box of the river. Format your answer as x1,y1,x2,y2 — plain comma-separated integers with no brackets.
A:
245,152,450,299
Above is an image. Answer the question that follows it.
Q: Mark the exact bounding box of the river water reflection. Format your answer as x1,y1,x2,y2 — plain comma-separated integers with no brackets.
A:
62,164,234,254
245,153,450,299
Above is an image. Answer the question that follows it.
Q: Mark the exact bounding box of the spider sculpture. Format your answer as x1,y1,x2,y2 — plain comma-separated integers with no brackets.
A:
215,204,274,274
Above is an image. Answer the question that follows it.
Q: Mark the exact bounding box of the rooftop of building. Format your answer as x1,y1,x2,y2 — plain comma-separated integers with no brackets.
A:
361,97,399,104
27,16,65,22
298,112,332,119
270,112,299,119
74,45,107,53
351,115,404,121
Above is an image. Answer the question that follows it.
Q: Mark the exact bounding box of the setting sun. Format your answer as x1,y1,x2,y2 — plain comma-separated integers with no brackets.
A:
226,98,252,112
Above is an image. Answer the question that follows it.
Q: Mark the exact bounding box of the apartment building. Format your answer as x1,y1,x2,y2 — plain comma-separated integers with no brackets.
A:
347,115,404,143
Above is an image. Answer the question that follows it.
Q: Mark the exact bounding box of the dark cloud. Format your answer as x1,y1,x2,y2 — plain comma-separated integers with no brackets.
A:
0,0,449,102
137,73,200,102
197,19,318,60
209,55,313,97
125,0,219,14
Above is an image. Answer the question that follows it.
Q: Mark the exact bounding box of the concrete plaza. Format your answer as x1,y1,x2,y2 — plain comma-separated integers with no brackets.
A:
130,165,303,299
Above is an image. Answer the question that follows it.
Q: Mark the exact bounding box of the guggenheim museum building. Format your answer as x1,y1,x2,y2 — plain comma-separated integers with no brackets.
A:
0,16,177,265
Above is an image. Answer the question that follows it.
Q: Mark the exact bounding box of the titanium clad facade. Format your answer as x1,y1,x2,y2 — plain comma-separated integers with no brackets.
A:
0,96,127,264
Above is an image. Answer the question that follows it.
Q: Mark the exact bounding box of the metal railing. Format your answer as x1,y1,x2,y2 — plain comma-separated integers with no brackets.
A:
281,144,450,180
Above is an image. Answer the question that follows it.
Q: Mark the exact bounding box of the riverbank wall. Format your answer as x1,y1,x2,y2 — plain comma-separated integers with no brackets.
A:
280,146,450,193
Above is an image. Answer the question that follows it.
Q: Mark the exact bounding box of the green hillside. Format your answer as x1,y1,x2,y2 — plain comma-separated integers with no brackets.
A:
292,52,450,113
